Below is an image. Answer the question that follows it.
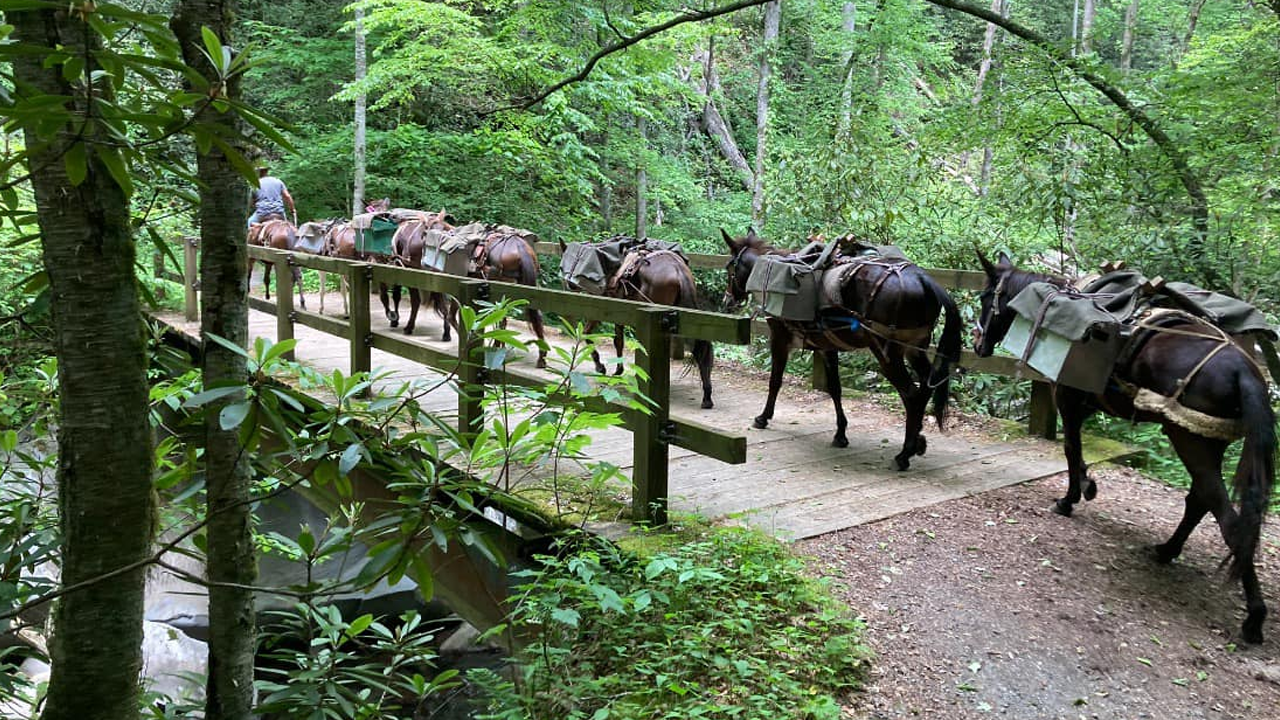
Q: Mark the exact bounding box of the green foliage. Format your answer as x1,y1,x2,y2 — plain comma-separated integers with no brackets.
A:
256,605,454,719
475,527,870,720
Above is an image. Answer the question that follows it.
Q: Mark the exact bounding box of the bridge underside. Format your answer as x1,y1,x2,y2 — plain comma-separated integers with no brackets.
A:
157,288,1079,541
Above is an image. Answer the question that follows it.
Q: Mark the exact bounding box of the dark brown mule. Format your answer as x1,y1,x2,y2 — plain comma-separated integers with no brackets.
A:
326,208,453,335
247,217,306,310
974,251,1276,644
564,243,714,408
432,229,549,369
722,228,962,468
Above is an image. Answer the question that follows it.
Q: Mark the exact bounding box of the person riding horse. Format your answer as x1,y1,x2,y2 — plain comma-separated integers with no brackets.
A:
247,165,296,228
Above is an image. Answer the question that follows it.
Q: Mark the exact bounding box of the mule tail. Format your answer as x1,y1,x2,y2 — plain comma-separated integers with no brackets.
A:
922,272,962,431
1229,370,1276,580
675,262,714,376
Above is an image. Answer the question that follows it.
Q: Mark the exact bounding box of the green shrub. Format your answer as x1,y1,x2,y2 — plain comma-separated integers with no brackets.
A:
474,527,870,720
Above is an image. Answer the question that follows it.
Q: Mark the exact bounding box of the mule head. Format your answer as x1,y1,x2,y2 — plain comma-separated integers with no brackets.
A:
720,229,759,312
973,249,1017,357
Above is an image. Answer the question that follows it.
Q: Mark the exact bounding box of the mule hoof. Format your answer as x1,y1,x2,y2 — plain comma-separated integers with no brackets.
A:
753,416,769,429
613,366,624,376
1152,543,1180,564
1052,499,1075,517
1084,480,1097,501
832,434,849,449
594,364,608,375
915,435,928,457
893,454,911,471
701,399,714,410
403,326,414,336
1243,610,1266,645
536,358,547,369
389,319,399,328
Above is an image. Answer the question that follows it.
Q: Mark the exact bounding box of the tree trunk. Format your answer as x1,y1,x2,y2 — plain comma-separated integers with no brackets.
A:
636,116,648,239
1179,0,1207,62
925,0,1217,284
9,9,153,720
1079,0,1096,54
839,1,857,134
171,3,258,719
353,3,368,214
691,38,755,193
975,0,1009,195
752,1,782,224
1120,0,1139,73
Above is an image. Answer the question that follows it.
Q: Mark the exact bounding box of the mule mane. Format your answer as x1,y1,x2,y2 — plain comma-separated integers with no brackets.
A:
1002,267,1067,300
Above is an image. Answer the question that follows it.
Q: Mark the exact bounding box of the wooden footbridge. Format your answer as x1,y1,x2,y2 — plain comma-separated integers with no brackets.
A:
153,240,1075,540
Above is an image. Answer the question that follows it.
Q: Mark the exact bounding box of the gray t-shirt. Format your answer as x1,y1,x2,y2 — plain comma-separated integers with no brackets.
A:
254,176,287,217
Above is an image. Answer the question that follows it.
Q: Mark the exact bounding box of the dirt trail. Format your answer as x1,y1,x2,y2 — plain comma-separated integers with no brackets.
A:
800,465,1280,719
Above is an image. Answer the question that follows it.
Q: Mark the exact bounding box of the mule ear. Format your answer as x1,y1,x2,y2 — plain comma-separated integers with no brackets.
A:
557,238,568,252
720,228,737,250
997,251,1012,267
746,225,759,240
976,248,997,277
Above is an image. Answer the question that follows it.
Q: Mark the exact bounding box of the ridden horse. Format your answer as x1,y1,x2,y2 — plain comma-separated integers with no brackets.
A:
722,228,962,469
433,228,549,369
973,251,1276,644
325,208,454,334
247,217,307,310
562,240,715,408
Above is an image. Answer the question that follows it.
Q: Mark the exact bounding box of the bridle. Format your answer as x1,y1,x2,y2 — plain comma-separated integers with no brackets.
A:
973,272,1009,352
721,243,753,309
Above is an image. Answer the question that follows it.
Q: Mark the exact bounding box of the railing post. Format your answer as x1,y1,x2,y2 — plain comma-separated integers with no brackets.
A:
275,251,296,362
183,236,198,322
349,263,372,378
455,279,487,437
633,307,673,525
1028,381,1057,440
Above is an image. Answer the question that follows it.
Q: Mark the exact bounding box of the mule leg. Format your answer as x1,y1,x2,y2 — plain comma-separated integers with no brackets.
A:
581,320,607,374
441,298,458,343
526,307,548,369
613,325,626,376
403,287,420,335
318,271,326,315
904,347,935,457
292,264,306,310
1162,426,1265,642
340,275,349,318
822,350,848,448
262,261,273,301
869,343,925,470
754,326,790,430
379,283,398,327
1054,387,1095,517
694,339,714,410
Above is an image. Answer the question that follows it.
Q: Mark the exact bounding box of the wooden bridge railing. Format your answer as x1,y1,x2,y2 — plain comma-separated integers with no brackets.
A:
531,242,1057,439
234,245,752,526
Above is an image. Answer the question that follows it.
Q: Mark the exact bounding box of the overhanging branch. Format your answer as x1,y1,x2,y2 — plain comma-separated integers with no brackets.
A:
490,0,777,114
924,0,1215,278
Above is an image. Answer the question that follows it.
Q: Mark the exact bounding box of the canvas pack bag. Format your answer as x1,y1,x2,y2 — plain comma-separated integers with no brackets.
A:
1001,282,1126,393
560,236,641,294
744,241,839,322
423,221,488,276
350,212,398,256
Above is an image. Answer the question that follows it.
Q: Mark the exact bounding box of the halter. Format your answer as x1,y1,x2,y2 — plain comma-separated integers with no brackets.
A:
974,272,1012,351
721,243,754,308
